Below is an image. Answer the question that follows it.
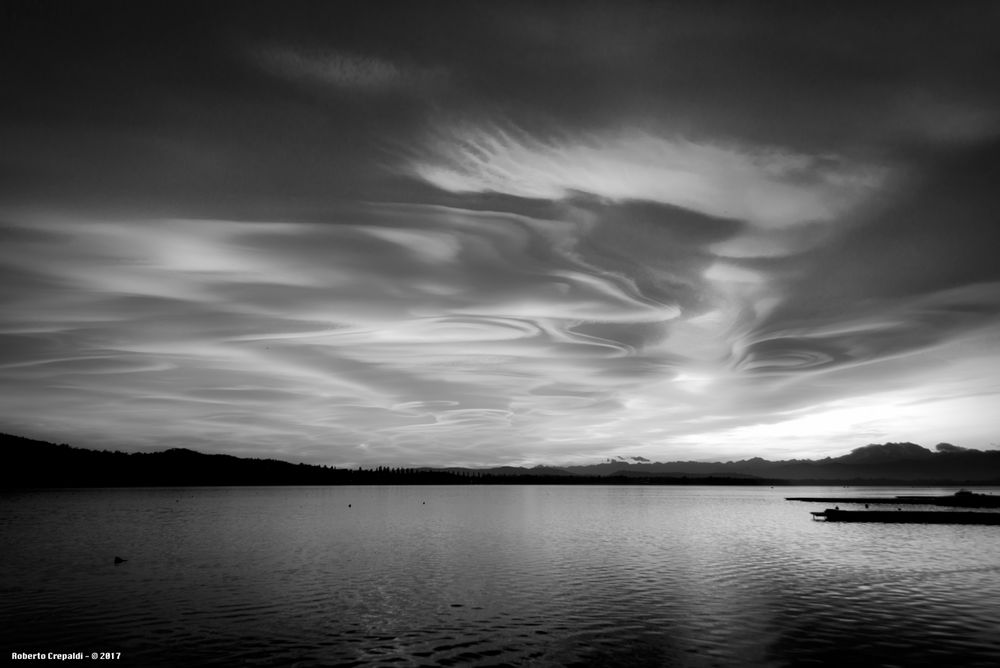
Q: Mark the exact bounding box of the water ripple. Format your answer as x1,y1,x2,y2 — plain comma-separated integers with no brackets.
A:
2,486,998,667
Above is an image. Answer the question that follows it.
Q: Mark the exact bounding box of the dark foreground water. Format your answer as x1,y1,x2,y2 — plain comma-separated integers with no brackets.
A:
2,485,999,667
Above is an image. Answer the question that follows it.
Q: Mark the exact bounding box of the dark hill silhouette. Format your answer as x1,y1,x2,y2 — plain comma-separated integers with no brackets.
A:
1,434,467,487
2,433,998,487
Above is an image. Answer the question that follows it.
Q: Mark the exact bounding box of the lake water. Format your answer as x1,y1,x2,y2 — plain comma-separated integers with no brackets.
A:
2,485,999,667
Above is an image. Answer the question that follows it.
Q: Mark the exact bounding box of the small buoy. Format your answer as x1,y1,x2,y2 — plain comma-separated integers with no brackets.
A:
348,504,352,508
114,556,127,565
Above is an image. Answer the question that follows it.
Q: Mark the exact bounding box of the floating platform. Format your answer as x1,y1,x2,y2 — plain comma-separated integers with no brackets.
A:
810,508,1000,525
787,490,1000,509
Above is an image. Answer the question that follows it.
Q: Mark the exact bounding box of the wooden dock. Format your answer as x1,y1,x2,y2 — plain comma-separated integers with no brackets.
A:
787,490,1000,509
810,508,1000,525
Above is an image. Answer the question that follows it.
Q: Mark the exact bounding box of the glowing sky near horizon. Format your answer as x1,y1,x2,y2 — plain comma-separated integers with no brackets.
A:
2,2,999,465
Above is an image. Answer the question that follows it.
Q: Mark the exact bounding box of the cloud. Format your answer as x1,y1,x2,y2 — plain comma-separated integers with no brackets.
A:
256,45,444,94
4,160,999,466
2,3,998,466
0,208,687,463
735,142,1000,377
0,205,993,464
409,120,884,227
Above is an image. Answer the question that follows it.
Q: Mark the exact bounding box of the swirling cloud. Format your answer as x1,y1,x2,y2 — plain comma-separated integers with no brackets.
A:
2,2,998,465
0,207,687,461
410,121,883,227
4,169,998,465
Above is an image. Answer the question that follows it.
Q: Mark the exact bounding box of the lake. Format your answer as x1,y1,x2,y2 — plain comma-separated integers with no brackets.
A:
2,485,999,667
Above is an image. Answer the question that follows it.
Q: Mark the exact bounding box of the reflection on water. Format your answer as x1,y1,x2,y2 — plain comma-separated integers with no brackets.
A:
1,485,998,666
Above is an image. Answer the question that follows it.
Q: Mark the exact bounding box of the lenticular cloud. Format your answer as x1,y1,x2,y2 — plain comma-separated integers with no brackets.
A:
410,121,882,228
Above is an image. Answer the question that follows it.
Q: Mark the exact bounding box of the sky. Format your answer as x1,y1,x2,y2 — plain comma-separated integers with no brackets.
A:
2,1,999,466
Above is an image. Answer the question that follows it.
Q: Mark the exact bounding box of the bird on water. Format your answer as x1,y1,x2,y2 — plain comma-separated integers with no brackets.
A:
114,556,127,564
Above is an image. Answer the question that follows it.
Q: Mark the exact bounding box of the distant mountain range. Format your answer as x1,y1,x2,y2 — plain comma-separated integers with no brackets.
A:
442,442,1000,482
558,442,1000,480
3,433,999,487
